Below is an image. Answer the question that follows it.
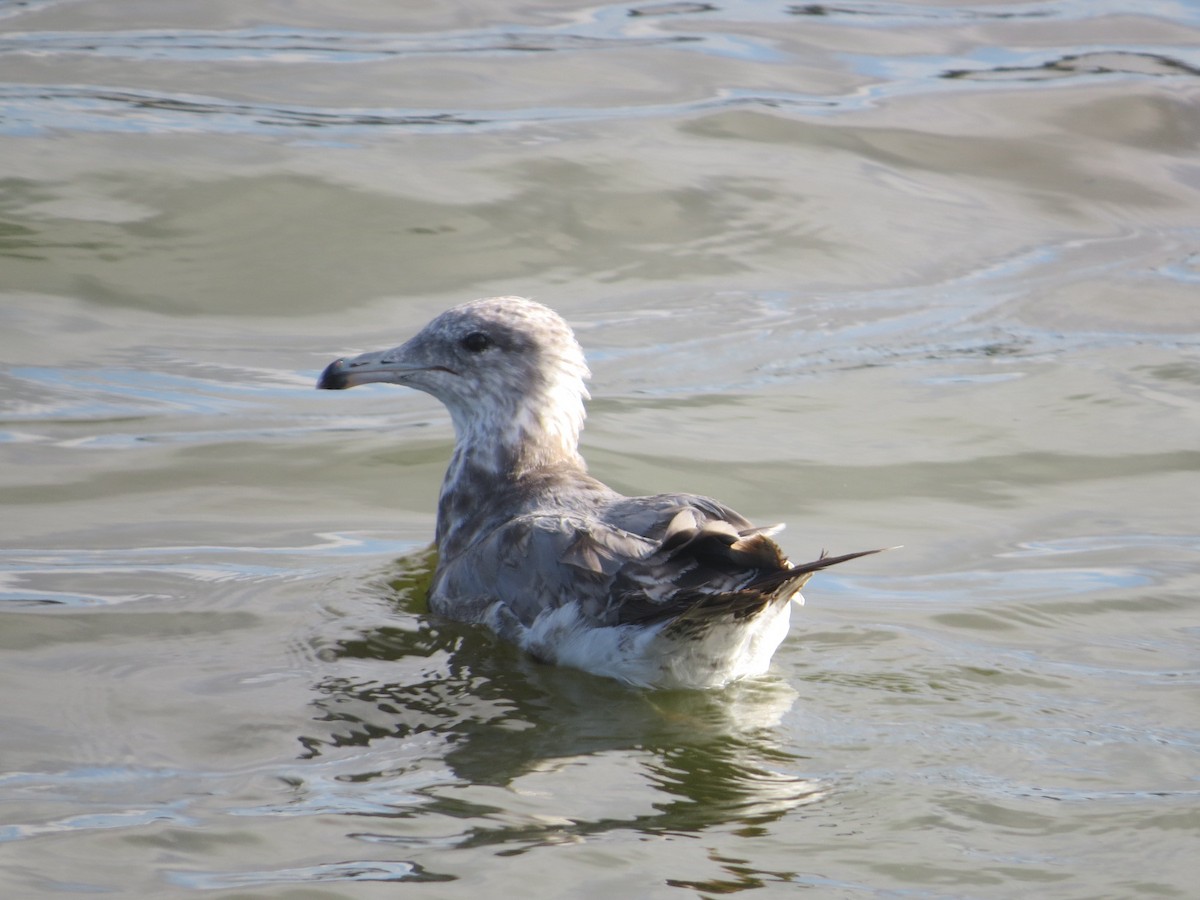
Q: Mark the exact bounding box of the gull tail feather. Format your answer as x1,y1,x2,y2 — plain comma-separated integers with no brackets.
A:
748,546,896,593
662,546,896,632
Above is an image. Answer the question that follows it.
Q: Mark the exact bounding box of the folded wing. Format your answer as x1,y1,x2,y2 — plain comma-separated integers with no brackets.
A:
431,492,882,633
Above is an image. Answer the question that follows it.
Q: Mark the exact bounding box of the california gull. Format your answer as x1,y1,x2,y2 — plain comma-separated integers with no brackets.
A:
318,296,882,689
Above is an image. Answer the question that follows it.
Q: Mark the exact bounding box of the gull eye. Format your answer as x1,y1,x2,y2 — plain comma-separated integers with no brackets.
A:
461,331,492,353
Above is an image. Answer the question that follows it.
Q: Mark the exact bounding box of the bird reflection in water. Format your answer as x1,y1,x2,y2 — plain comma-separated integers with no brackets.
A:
296,548,827,850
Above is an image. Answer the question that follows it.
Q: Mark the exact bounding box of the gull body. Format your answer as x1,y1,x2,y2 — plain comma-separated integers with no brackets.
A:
318,296,879,689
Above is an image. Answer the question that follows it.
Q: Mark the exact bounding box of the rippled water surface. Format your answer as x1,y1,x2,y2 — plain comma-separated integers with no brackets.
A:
2,0,1198,897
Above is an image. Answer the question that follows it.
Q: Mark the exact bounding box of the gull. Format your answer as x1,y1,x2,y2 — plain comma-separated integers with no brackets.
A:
318,296,882,689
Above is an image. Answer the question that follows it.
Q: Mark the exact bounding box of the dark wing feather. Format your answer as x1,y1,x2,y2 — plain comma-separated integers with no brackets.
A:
617,547,889,630
431,489,887,632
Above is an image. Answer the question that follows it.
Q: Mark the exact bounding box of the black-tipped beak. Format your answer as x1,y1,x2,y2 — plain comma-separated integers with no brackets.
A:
317,358,351,390
316,347,427,390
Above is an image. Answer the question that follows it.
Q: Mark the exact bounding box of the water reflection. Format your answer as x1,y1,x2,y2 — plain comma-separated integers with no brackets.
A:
301,549,823,845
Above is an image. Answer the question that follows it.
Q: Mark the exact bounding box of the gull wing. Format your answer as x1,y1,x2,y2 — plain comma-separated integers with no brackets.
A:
430,492,820,629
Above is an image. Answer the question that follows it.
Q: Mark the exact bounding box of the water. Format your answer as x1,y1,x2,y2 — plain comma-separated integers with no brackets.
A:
2,0,1198,896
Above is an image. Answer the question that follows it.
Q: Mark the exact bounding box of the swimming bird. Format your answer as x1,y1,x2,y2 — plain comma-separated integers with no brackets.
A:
318,296,882,689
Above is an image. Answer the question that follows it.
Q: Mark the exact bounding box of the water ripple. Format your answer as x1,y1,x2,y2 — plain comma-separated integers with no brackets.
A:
7,38,1196,142
0,26,702,63
0,83,840,138
787,0,1200,26
0,533,417,607
168,860,454,889
3,2,1199,139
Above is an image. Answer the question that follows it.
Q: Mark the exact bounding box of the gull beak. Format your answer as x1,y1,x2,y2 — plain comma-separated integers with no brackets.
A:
317,348,418,390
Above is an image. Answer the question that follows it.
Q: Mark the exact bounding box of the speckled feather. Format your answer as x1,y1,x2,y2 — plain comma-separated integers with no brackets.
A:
318,296,882,689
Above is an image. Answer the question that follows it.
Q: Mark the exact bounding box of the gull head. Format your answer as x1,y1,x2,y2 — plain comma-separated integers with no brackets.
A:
318,296,592,472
